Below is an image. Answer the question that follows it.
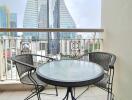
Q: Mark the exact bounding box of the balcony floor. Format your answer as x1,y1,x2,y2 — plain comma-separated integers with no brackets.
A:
0,86,107,100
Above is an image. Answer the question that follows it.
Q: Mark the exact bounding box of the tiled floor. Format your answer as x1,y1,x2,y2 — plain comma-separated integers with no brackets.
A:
0,86,107,100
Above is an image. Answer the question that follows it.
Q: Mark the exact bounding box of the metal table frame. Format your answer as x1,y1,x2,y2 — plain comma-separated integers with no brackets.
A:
36,60,104,100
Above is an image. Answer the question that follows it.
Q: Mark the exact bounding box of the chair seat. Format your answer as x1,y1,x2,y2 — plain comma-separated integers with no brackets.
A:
94,73,109,88
21,72,47,86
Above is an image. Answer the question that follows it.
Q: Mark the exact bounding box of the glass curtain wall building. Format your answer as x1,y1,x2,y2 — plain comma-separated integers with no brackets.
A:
23,0,38,40
10,13,17,37
0,6,10,37
59,0,76,39
38,0,48,40
48,0,76,54
0,6,17,37
23,0,49,40
49,0,76,38
48,0,60,54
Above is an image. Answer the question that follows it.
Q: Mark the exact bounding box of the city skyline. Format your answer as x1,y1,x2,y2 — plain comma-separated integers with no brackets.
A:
0,0,101,28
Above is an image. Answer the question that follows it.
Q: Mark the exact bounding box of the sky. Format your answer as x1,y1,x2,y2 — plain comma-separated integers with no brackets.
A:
0,0,101,28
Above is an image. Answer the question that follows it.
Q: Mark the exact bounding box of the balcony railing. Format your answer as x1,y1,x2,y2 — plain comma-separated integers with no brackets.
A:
0,28,104,81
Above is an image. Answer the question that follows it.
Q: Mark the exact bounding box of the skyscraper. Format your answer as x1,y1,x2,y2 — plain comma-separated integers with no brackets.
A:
49,0,76,39
58,0,76,39
0,6,17,37
0,6,10,36
23,0,38,40
23,0,49,40
48,0,76,54
10,13,17,37
47,0,60,54
38,0,48,40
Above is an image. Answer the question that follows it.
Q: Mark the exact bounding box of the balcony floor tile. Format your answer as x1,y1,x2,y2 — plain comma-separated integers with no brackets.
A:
0,86,107,100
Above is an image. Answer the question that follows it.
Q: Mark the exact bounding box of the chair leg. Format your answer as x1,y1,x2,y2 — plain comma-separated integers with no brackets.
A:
24,86,43,100
36,92,41,100
107,84,114,100
24,91,37,100
76,86,89,99
73,87,75,97
110,85,114,100
55,86,58,96
40,86,58,96
35,85,44,100
107,88,110,100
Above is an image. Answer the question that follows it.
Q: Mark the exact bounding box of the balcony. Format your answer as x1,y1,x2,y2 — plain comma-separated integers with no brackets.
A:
0,0,132,100
0,28,107,100
0,28,103,81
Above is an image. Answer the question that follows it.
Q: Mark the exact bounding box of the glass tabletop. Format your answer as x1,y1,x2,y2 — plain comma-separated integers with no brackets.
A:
36,60,104,87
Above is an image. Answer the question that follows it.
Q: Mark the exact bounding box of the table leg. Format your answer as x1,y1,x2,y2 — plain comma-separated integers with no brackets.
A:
63,87,76,100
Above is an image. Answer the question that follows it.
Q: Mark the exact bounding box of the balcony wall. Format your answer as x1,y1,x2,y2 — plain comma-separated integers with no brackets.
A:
102,0,132,100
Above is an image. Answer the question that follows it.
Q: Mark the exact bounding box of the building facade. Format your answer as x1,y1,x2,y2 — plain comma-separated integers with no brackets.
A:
0,6,17,37
0,6,10,36
59,0,76,39
38,0,48,40
10,13,17,37
23,0,38,40
48,0,76,54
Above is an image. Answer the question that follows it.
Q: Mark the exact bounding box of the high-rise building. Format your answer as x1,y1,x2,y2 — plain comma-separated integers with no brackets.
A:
48,0,76,54
23,0,38,40
49,0,76,39
58,0,76,39
23,0,49,40
0,6,17,37
38,0,48,40
0,6,10,37
47,0,60,54
10,13,17,37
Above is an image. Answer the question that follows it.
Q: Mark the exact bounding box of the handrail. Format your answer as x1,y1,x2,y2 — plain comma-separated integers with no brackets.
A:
0,28,104,32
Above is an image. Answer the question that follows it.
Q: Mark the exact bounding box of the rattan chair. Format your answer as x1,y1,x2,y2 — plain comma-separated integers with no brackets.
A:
12,54,58,100
78,52,116,100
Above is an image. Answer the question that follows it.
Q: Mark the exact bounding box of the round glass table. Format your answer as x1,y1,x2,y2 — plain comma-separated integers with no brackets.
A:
36,60,104,100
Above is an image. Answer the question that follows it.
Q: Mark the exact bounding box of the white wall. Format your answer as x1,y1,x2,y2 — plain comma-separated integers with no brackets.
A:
102,0,132,100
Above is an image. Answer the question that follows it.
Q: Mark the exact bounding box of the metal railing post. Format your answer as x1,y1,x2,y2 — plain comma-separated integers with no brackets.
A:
92,32,96,52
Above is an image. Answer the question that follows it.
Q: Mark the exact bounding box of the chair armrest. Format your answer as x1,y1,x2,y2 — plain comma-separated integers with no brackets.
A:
109,54,116,69
109,65,114,69
32,54,57,61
